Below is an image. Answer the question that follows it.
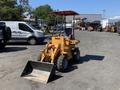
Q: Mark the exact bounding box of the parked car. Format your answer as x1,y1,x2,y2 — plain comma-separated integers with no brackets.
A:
0,22,11,49
0,21,45,45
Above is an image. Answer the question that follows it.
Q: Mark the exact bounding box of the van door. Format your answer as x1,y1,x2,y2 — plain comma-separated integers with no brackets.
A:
6,22,19,39
18,23,33,40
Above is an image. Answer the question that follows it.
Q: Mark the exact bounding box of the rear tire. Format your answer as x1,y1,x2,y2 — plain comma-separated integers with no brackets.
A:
0,43,6,49
5,27,11,40
28,38,37,45
73,48,80,63
57,55,68,72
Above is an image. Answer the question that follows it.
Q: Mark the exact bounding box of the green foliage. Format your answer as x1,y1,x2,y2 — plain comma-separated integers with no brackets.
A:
0,0,16,8
33,4,53,19
33,4,62,26
0,0,22,20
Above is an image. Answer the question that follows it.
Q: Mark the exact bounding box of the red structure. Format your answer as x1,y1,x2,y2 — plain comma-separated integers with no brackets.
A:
52,10,79,16
52,10,79,39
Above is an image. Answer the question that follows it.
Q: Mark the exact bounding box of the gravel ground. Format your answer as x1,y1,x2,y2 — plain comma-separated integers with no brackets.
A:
0,31,120,90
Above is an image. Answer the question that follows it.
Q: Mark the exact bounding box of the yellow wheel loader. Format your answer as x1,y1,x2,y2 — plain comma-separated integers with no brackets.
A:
21,10,80,84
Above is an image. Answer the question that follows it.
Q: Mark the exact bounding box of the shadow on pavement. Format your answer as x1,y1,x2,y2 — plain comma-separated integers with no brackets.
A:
8,42,47,46
49,74,63,83
65,54,105,73
63,65,78,73
0,46,27,52
79,54,105,64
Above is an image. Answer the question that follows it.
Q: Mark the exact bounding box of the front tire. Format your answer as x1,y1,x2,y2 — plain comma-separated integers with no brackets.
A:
37,53,42,61
28,38,37,45
57,55,68,72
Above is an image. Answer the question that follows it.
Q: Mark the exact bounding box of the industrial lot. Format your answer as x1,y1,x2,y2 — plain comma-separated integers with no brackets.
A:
1,31,120,90
0,0,120,90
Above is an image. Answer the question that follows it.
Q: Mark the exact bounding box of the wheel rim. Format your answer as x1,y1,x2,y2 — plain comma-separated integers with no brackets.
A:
29,38,36,45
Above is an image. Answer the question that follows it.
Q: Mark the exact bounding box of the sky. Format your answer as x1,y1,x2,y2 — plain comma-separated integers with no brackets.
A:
29,0,120,18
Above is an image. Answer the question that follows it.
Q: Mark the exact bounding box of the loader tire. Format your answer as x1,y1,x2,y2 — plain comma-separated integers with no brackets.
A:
73,48,80,63
57,55,68,72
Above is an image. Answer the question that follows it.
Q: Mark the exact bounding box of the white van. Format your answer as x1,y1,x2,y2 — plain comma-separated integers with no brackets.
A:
0,21,45,45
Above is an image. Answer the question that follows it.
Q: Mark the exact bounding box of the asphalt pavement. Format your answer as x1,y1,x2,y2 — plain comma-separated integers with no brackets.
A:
0,31,120,90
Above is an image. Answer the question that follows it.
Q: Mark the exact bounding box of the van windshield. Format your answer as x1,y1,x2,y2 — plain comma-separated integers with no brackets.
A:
27,23,37,30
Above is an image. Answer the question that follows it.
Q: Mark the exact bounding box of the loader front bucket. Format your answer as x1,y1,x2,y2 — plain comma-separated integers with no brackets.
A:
21,61,55,84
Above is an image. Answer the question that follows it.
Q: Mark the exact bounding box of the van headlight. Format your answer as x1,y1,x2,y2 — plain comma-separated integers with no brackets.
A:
38,32,44,37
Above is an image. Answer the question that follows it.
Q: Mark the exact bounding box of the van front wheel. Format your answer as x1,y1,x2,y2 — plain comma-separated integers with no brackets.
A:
28,38,37,45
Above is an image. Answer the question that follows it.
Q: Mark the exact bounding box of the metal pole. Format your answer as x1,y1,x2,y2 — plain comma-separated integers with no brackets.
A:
62,16,65,35
72,15,75,39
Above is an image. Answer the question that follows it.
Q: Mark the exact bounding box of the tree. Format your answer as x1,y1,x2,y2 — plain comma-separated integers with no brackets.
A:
0,0,22,20
33,4,62,26
33,4,63,26
33,4,53,19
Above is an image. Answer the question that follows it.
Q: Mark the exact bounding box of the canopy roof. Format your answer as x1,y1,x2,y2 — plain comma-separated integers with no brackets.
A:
52,10,79,16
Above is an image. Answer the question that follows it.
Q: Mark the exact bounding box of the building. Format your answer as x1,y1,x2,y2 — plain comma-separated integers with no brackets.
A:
101,16,120,28
66,14,102,23
80,14,102,22
101,19,109,28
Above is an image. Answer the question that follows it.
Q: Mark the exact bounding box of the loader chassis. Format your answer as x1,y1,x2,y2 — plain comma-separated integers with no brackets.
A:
21,10,80,83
